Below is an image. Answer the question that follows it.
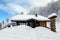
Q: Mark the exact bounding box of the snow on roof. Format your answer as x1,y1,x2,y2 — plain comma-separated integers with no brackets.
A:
10,15,49,21
48,13,57,18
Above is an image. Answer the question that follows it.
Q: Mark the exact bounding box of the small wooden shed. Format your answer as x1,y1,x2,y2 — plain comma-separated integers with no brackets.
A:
10,13,57,32
48,13,57,32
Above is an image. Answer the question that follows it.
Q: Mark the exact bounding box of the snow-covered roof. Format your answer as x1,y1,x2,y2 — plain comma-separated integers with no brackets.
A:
48,13,57,18
10,15,49,21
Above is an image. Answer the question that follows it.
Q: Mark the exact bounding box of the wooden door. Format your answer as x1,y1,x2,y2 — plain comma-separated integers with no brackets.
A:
39,21,46,27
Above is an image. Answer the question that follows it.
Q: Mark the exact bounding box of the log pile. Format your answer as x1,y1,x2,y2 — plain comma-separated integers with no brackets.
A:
50,18,56,32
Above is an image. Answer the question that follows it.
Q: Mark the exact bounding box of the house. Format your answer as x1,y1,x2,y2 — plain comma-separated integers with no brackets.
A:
10,14,49,27
10,13,57,32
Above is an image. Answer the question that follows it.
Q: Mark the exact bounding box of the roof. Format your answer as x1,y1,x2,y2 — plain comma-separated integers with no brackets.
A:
10,15,49,21
48,13,57,18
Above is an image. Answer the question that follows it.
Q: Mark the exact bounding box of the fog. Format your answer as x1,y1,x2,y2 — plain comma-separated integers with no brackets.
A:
28,0,60,22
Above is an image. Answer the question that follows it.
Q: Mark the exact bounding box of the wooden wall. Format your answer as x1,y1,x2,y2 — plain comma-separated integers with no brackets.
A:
39,21,46,27
11,20,47,28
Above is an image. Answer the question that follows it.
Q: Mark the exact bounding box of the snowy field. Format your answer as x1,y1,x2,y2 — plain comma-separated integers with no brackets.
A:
0,23,60,40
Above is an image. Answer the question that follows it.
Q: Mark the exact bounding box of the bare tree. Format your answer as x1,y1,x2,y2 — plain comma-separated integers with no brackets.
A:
6,18,9,22
2,21,4,25
0,23,2,30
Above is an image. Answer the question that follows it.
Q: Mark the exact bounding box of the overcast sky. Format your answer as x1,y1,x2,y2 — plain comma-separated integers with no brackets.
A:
0,0,58,22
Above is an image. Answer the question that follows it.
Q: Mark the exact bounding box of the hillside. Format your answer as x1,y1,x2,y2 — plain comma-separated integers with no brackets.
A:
0,23,60,40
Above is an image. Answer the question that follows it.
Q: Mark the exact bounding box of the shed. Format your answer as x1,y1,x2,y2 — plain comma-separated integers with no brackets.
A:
48,13,57,32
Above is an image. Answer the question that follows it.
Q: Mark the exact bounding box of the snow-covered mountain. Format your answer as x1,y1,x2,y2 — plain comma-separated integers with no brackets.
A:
0,23,60,40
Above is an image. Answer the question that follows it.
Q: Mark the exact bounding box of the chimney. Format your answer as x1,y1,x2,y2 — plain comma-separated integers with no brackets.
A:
21,12,23,15
35,14,37,17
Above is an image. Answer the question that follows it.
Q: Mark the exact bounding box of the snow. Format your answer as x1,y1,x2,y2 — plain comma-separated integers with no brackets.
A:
48,13,57,18
1,21,11,28
10,15,49,21
0,23,60,40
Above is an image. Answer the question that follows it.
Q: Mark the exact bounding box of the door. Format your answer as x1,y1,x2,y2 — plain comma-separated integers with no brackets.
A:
39,21,46,27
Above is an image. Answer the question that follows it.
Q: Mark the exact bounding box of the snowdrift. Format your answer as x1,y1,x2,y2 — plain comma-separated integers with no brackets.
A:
0,24,60,40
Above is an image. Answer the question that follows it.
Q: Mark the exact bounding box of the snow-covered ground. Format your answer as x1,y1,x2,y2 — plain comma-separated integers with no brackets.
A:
0,23,60,40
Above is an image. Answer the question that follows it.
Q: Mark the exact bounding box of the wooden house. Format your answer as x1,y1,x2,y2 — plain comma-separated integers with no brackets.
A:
10,13,57,32
10,14,49,28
